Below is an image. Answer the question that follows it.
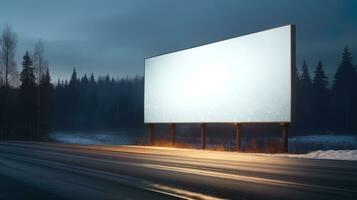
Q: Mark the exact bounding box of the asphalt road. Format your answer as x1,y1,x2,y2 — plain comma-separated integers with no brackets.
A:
0,141,356,200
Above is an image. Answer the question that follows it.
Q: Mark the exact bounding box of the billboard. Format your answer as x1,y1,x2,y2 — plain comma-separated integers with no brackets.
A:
145,25,294,123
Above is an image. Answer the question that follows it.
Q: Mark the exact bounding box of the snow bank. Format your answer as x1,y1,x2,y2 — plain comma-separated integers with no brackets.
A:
291,150,357,160
49,131,141,145
266,150,357,161
289,134,357,153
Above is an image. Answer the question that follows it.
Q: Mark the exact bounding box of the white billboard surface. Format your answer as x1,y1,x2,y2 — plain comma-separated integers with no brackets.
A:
145,25,293,123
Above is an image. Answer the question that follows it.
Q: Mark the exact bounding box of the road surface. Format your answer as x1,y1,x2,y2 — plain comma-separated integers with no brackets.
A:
0,141,356,200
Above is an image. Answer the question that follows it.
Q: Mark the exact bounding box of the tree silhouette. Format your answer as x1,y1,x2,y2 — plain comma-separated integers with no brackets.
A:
0,24,17,88
32,40,47,84
68,67,80,129
32,40,48,139
332,46,355,131
299,60,313,129
0,25,17,139
1,24,357,138
39,68,53,139
312,61,329,129
20,51,37,139
87,73,98,129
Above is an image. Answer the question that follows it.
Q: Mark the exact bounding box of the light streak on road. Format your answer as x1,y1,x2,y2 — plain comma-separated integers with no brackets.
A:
0,141,356,200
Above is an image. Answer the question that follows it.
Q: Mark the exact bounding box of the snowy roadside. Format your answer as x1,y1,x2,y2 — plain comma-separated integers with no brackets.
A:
288,134,357,152
255,134,357,161
261,149,357,161
49,131,143,145
49,132,357,161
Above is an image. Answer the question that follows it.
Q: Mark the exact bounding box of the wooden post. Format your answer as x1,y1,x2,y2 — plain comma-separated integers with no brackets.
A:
201,123,207,149
234,123,242,152
148,123,154,145
282,123,289,153
170,123,176,146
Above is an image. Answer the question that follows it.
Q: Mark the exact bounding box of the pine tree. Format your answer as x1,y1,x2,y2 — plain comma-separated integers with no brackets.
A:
81,73,89,87
332,46,355,130
68,67,80,128
299,60,313,129
20,51,37,139
312,61,329,129
88,73,97,128
39,68,53,139
78,74,89,127
301,61,312,90
57,79,62,88
69,67,78,87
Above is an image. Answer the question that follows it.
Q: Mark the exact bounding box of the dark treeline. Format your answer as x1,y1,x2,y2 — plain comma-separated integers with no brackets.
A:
52,47,357,134
0,51,53,140
53,69,144,131
0,25,54,140
1,24,357,141
292,46,357,133
0,25,144,140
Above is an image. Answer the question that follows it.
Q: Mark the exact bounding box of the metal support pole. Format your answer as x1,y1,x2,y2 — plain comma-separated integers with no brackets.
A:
170,123,176,146
201,123,207,149
148,123,154,145
234,123,242,152
282,123,289,153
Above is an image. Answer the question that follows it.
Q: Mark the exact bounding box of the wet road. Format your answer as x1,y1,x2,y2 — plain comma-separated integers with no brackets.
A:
0,141,356,200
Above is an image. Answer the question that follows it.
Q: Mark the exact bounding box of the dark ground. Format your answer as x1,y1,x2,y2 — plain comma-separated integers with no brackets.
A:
0,174,67,200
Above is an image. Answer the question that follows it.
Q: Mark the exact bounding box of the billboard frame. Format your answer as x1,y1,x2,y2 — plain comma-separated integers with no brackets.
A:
144,24,296,152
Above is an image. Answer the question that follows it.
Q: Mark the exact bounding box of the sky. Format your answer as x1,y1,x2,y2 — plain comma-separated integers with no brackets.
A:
0,0,356,82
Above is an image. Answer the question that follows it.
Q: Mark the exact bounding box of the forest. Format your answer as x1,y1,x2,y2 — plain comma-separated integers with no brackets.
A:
0,25,357,140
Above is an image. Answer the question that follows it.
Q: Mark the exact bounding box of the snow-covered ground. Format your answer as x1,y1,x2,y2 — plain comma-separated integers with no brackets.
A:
281,134,357,161
288,134,357,153
49,131,144,145
263,150,357,161
49,132,357,161
292,149,357,160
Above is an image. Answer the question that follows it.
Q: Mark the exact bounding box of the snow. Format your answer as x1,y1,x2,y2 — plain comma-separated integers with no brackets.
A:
49,131,142,145
49,131,357,161
288,134,357,153
265,150,357,161
262,135,357,161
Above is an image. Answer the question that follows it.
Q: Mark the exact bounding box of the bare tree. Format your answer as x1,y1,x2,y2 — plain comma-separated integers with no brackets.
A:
0,24,17,88
32,39,49,139
33,39,48,84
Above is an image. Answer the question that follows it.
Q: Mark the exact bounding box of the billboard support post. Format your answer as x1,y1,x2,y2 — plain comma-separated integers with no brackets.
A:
234,123,242,152
148,123,154,145
201,123,207,149
281,123,289,152
170,123,176,146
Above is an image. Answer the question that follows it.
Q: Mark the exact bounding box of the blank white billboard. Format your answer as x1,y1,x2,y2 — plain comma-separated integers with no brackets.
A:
145,25,294,123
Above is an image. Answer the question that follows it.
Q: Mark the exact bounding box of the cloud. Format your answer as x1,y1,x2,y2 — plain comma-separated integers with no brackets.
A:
0,0,356,81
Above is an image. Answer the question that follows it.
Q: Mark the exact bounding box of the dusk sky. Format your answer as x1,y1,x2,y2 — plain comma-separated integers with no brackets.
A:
0,0,356,82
